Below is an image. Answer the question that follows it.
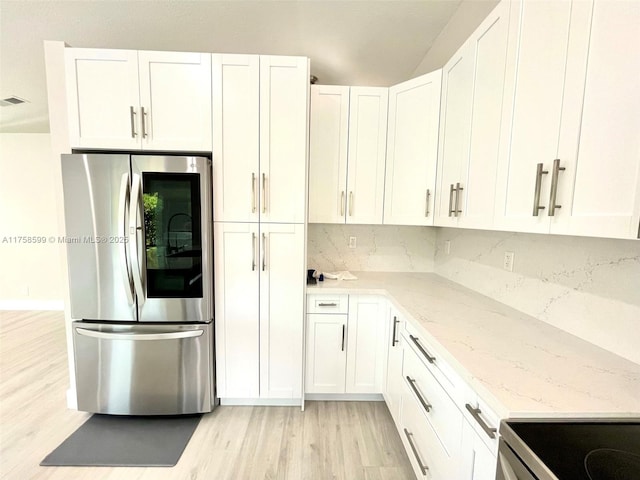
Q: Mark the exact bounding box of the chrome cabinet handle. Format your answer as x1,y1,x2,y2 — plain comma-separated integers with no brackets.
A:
532,163,549,216
465,404,497,439
409,334,435,363
318,302,337,307
548,158,565,216
129,106,137,138
341,324,346,351
403,429,428,475
425,189,431,217
454,182,463,216
251,232,256,271
349,191,354,217
141,106,148,138
118,173,134,305
340,191,345,217
391,316,400,346
262,173,267,214
129,174,145,306
251,173,257,213
448,184,455,217
406,376,432,413
76,328,203,341
261,232,266,271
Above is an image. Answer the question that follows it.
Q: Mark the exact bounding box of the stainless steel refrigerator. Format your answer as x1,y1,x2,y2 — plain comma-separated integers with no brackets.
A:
61,153,215,415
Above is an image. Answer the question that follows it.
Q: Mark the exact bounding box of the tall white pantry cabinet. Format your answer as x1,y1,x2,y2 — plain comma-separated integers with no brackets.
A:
212,54,310,402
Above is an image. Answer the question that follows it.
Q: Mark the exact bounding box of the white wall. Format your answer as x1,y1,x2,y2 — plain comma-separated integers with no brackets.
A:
307,224,436,273
412,0,499,75
435,228,640,365
0,133,64,309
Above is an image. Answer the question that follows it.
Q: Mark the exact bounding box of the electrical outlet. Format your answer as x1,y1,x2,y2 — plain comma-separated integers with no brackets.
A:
349,236,357,248
445,240,451,255
504,251,515,272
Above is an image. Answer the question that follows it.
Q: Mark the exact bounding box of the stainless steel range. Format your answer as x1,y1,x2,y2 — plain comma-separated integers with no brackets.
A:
61,153,215,415
498,418,640,479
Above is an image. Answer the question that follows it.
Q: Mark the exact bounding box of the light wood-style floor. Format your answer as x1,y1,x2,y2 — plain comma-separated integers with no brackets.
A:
0,310,415,480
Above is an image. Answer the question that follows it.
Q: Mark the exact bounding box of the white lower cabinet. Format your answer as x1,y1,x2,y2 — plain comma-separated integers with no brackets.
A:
215,222,304,401
384,306,404,425
305,294,387,395
461,420,498,480
384,317,500,480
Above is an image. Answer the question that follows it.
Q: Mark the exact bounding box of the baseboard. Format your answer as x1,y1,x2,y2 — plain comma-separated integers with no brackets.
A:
219,398,302,406
0,299,64,311
304,393,385,401
66,388,77,410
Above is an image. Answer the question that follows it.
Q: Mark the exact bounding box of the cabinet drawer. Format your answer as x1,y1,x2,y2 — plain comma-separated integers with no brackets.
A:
403,339,464,459
400,379,459,479
403,321,463,397
307,294,349,314
462,384,501,455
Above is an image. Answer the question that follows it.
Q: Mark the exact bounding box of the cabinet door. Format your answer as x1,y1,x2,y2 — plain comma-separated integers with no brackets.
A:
345,295,387,393
65,48,140,149
346,87,388,225
308,85,350,224
212,54,260,223
259,223,305,399
384,71,441,226
259,56,309,223
434,42,474,227
461,420,497,480
214,222,260,399
493,0,574,233
552,0,640,239
138,51,212,151
384,307,404,425
458,0,511,230
305,313,347,394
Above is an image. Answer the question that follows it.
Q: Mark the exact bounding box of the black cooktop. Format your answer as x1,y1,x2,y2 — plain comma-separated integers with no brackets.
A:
508,421,640,480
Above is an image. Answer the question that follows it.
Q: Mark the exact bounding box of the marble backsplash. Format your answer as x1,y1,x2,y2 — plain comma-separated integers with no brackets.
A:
307,224,436,273
434,228,640,365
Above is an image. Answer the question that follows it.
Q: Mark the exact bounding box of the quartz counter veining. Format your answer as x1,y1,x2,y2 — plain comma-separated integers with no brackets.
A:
307,272,640,418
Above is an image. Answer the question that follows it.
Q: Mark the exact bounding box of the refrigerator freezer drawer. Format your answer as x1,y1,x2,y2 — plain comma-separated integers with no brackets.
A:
73,321,214,415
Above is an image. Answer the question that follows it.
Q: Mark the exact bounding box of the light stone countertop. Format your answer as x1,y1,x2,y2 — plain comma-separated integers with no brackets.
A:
307,272,640,419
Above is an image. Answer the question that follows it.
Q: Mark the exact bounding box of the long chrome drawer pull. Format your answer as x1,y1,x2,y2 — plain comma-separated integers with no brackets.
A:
340,191,345,217
251,232,256,271
532,163,549,216
251,173,257,213
318,302,337,307
141,106,148,138
392,316,400,346
425,189,431,217
403,428,429,475
349,191,354,217
341,324,346,351
409,334,436,363
406,376,432,413
76,328,203,341
455,182,463,216
548,158,565,216
448,184,455,217
465,403,497,439
129,106,137,138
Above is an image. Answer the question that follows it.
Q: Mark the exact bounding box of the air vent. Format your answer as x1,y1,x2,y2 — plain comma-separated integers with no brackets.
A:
0,96,28,107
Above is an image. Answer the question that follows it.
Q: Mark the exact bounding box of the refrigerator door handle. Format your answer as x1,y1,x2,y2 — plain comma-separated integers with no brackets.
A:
129,173,145,306
118,173,134,305
75,327,204,341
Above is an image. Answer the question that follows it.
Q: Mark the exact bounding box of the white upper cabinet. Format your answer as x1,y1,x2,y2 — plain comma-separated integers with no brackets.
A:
65,49,140,150
213,55,309,224
347,87,389,224
435,42,474,227
551,0,640,239
308,85,350,224
137,51,212,151
212,54,260,223
259,56,309,224
436,0,511,230
308,86,388,225
65,48,212,151
384,70,441,226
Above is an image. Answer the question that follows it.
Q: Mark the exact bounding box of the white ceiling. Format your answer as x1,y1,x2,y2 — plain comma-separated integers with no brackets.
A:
0,0,481,133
